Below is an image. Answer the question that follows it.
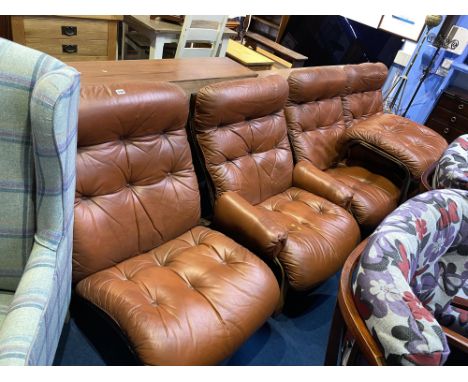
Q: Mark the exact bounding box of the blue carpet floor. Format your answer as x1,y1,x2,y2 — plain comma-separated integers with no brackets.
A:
53,273,339,366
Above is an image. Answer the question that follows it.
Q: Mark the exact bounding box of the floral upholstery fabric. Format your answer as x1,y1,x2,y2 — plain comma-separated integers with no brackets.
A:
353,189,468,365
433,134,468,190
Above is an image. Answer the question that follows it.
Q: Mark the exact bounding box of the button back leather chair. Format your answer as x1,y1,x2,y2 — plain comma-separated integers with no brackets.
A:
72,81,280,365
342,63,448,198
192,75,360,294
285,66,400,229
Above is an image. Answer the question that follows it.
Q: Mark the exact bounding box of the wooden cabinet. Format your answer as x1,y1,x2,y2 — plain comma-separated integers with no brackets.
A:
11,16,122,61
425,87,468,143
0,16,12,40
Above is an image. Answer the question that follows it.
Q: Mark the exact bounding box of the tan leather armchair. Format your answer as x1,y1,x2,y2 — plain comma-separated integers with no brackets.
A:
71,81,280,365
285,63,449,229
341,63,448,195
285,65,401,229
193,75,360,293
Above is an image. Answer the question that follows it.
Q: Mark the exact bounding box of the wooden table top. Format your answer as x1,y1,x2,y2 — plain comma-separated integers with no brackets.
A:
69,57,258,94
257,67,295,79
124,15,237,37
61,15,123,21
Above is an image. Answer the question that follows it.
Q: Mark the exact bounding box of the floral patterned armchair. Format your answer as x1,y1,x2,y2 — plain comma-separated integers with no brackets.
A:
433,134,468,190
422,134,468,191
352,189,468,365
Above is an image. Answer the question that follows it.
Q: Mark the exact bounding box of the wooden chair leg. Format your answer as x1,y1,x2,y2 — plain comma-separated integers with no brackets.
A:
347,340,361,365
324,300,345,365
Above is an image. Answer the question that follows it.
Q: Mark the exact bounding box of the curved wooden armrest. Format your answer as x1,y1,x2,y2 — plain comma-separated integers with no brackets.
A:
443,326,468,353
420,161,437,192
338,239,386,366
452,296,468,310
337,240,468,365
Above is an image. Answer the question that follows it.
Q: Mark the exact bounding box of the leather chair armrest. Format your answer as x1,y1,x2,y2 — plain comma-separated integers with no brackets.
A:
342,114,448,179
213,191,288,259
293,161,354,210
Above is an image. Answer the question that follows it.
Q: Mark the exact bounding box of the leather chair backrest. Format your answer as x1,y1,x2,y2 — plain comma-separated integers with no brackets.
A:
73,82,200,283
342,62,388,128
193,75,293,206
285,66,348,170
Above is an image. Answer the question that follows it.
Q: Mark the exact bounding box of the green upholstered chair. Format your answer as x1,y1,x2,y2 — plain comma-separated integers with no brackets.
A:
0,38,80,365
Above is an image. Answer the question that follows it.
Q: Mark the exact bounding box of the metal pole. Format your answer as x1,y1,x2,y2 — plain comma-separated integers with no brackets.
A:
402,40,442,117
384,26,430,114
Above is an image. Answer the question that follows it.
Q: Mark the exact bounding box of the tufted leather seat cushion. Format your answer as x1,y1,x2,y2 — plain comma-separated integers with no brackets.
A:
194,75,360,291
344,114,448,178
325,166,400,227
73,81,280,365
76,225,279,365
259,187,360,290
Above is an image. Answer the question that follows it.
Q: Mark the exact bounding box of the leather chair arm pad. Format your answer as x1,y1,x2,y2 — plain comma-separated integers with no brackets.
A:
293,161,354,210
343,114,448,178
213,191,288,259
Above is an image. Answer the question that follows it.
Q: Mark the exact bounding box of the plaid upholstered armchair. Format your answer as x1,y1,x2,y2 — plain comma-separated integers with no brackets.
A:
0,38,80,365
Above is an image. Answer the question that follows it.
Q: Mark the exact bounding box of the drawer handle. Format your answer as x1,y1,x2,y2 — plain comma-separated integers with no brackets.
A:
450,116,457,123
458,104,465,110
443,127,450,134
61,26,77,36
62,44,78,54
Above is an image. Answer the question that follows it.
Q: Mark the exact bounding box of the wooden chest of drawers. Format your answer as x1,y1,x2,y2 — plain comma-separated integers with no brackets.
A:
425,87,468,143
11,16,122,62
